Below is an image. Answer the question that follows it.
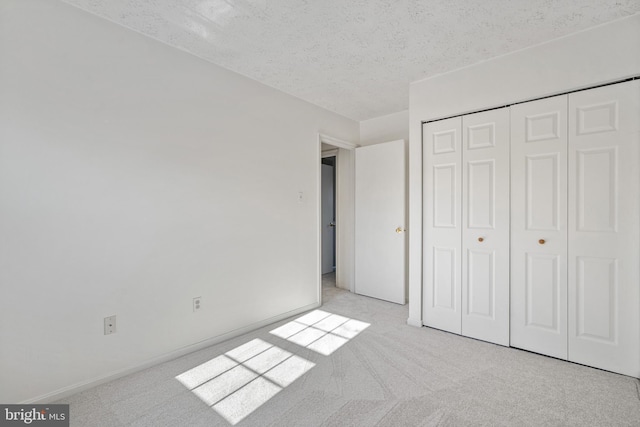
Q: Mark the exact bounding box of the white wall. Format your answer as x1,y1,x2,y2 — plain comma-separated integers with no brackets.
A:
359,110,409,146
0,0,358,403
407,13,640,326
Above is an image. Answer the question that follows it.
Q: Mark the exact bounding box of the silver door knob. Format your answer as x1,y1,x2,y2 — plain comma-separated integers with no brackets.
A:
329,222,336,227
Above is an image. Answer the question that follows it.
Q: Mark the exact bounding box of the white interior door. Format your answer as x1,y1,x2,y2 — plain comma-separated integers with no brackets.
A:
321,163,335,275
423,117,462,333
510,95,568,359
461,108,510,346
568,80,640,377
355,139,406,304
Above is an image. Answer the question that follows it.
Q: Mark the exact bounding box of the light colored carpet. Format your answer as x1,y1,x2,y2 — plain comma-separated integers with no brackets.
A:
322,272,336,288
58,286,640,426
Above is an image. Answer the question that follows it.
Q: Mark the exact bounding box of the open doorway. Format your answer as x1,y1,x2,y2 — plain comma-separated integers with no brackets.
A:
317,134,357,304
321,154,336,288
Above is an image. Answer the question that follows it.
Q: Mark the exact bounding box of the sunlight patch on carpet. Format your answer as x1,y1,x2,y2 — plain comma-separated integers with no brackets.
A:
270,310,370,355
176,338,315,425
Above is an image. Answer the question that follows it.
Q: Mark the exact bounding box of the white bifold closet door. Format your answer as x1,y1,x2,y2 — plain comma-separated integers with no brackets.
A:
461,109,510,346
423,117,463,334
424,80,639,376
510,80,640,377
567,80,640,377
510,95,568,359
423,109,510,346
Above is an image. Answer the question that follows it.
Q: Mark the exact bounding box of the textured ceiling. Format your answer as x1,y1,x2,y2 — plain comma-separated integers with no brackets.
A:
60,0,640,121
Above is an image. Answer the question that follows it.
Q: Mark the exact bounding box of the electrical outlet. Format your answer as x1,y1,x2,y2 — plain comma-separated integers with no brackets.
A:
104,315,116,335
193,297,201,312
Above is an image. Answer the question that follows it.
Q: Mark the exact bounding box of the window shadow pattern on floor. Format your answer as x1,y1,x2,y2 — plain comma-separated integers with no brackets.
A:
175,310,369,424
176,338,314,424
269,309,370,356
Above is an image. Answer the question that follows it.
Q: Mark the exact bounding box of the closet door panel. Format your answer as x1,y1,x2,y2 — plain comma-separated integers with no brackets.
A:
510,95,568,360
462,108,510,346
423,117,462,334
568,80,640,377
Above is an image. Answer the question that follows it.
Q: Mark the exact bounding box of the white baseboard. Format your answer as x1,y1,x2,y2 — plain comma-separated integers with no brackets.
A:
406,317,422,328
22,302,321,404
